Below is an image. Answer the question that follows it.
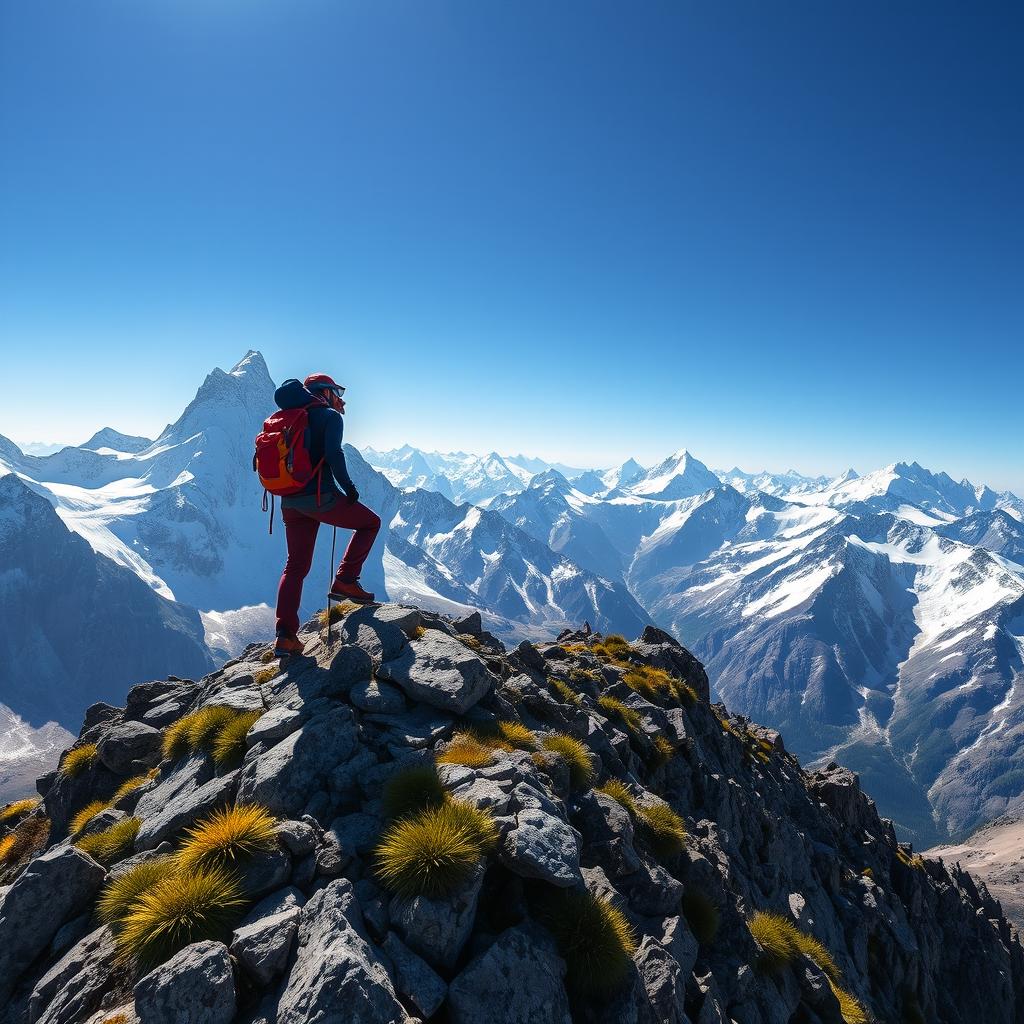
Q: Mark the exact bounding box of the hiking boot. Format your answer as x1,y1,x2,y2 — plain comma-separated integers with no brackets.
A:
329,579,376,604
273,633,305,657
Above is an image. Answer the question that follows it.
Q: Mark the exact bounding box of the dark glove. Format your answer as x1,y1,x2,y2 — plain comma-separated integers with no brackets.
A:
345,486,359,506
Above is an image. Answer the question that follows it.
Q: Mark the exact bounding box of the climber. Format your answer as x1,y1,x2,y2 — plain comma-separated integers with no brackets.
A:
257,372,381,657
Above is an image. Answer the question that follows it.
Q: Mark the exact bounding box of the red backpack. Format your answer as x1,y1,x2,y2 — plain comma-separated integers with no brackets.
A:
253,404,324,532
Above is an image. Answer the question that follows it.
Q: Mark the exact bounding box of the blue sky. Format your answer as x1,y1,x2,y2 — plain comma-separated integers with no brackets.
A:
1,2,1021,491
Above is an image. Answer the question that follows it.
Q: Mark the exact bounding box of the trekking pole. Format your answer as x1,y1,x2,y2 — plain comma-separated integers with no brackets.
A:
326,525,338,646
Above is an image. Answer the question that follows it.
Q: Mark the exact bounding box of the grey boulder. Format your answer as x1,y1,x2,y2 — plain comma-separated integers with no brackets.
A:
275,819,318,856
135,770,238,850
231,886,304,986
274,878,405,1024
28,925,117,1024
448,925,571,1024
247,705,303,746
390,861,485,970
0,846,106,1004
236,706,359,817
134,940,235,1024
500,806,582,887
378,629,494,714
381,930,447,1019
134,755,214,819
340,606,409,662
635,936,687,1024
350,677,407,712
371,604,422,635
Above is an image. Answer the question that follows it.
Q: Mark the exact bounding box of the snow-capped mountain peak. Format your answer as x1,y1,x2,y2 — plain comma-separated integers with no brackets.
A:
81,427,152,454
625,449,720,500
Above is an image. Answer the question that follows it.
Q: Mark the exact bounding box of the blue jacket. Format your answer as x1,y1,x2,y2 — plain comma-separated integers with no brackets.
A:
273,379,356,507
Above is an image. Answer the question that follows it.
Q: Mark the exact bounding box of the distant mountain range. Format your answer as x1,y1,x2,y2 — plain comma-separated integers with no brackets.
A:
3,351,1023,848
479,452,1024,844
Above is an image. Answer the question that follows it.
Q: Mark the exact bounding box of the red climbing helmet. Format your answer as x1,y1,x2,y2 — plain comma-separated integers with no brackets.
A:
303,373,346,398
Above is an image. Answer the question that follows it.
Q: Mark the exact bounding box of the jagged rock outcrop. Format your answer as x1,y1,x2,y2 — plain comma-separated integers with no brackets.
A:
1,602,1022,1024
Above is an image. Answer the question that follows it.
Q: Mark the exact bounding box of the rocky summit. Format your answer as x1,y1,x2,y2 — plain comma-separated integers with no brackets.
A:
0,603,1021,1024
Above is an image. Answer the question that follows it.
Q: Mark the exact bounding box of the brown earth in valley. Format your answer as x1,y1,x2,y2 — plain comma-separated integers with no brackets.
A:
928,813,1024,932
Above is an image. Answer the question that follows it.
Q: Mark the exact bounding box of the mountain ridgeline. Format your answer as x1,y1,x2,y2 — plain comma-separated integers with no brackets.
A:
1,604,1021,1024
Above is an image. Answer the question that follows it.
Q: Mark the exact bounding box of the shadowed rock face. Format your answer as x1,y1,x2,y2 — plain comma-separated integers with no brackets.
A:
2,602,1023,1024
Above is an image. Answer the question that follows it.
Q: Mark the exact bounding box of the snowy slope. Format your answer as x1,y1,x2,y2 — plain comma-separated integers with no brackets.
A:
0,474,214,799
390,486,649,640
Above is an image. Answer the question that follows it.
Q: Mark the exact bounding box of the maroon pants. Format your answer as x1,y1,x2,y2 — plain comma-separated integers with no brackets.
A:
275,498,382,636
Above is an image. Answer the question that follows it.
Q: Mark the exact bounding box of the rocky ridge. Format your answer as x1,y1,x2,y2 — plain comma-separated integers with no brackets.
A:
0,603,1021,1024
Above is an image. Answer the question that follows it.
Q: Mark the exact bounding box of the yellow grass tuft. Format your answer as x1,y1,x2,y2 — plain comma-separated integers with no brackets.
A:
717,715,737,736
638,801,686,857
596,778,637,813
58,743,98,779
537,888,637,996
651,734,675,765
161,716,193,760
112,769,158,804
320,601,359,627
496,720,537,750
70,800,112,836
211,710,262,768
76,817,140,866
436,731,494,769
163,706,258,763
259,649,276,663
793,930,840,983
895,846,925,870
541,734,594,790
114,865,246,970
672,679,699,705
186,706,238,750
589,635,633,665
748,911,841,983
749,911,798,973
376,800,497,899
470,727,515,753
175,803,278,875
0,814,50,872
830,981,870,1024
598,695,642,734
551,678,582,706
0,798,40,824
622,665,675,700
97,856,180,925
253,665,279,685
